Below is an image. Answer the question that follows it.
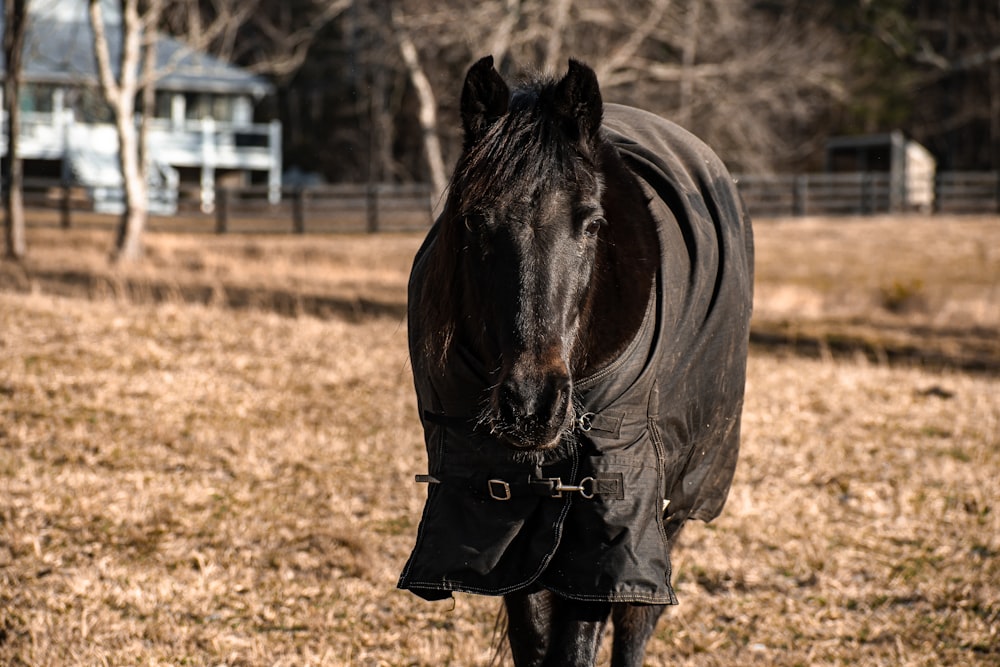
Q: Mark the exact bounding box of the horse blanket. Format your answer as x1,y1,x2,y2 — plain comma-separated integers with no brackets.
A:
398,103,754,604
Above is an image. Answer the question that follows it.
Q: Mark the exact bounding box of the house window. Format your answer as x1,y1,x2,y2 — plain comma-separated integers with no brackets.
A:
184,93,235,122
65,86,113,123
20,83,57,113
153,91,173,119
211,95,234,122
185,93,208,120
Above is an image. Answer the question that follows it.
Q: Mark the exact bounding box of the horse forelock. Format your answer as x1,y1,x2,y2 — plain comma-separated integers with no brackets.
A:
454,83,600,216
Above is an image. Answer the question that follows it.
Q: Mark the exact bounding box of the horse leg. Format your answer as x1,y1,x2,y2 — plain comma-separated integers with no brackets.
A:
505,591,611,667
543,598,611,667
609,603,667,667
608,523,684,666
504,589,555,667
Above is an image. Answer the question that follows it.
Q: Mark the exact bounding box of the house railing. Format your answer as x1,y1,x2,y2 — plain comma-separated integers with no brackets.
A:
6,111,279,164
3,110,283,209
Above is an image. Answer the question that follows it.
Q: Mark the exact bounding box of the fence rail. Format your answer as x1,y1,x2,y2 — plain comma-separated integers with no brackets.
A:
211,183,435,233
18,179,436,233
736,171,1000,217
12,172,1000,233
737,173,897,216
934,172,1000,214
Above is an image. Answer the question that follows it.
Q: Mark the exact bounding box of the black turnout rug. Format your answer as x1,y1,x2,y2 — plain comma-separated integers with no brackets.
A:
398,103,754,604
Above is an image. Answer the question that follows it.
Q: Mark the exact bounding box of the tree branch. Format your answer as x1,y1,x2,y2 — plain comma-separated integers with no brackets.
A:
542,0,572,73
88,0,122,102
594,0,671,83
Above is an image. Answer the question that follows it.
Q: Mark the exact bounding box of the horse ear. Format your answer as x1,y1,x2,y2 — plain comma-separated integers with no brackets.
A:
553,59,603,144
461,55,510,149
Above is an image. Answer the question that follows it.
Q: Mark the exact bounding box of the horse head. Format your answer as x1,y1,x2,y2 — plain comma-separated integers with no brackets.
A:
440,57,608,451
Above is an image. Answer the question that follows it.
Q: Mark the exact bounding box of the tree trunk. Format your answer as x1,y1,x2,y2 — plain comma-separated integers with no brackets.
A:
114,112,148,262
90,0,153,264
3,0,28,261
118,0,160,263
392,9,448,202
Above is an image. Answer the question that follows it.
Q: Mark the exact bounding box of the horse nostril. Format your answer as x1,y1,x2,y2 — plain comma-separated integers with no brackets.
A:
496,383,526,422
495,373,570,424
551,376,571,405
496,380,537,422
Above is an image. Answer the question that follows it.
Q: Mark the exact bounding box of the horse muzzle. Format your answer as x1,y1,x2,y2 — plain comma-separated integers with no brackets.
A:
487,369,575,451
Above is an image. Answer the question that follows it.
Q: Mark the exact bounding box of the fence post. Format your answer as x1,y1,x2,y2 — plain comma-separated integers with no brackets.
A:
215,187,228,234
793,175,807,216
996,172,1000,214
293,187,306,233
933,173,941,214
366,183,379,233
860,172,871,214
60,181,72,229
426,184,435,226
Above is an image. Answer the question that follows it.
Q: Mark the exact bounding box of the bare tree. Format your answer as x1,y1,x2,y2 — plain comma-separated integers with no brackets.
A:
167,0,352,85
591,0,672,85
556,0,848,172
357,0,530,192
908,2,1000,168
89,0,293,262
391,7,448,200
3,0,29,260
375,0,848,177
161,0,257,65
88,0,161,263
488,0,524,71
542,0,572,73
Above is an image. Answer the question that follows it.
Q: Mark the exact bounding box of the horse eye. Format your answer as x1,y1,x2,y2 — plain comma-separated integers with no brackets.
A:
583,217,605,237
464,212,487,234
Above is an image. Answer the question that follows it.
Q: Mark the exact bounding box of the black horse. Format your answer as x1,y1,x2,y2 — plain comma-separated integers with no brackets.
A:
399,56,754,666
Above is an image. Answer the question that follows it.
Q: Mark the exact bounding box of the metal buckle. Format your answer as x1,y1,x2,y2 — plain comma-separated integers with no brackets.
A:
577,412,595,432
542,476,596,499
488,479,512,501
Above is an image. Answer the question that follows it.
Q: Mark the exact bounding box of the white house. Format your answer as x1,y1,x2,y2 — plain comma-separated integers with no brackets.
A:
1,0,282,214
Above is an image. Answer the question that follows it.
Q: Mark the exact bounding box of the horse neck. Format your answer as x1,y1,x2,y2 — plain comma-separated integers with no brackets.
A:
573,140,659,378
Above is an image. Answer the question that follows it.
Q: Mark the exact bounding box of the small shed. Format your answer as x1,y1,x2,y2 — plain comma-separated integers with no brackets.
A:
825,132,936,212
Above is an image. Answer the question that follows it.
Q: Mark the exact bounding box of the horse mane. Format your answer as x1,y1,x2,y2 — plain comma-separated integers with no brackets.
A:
410,198,461,374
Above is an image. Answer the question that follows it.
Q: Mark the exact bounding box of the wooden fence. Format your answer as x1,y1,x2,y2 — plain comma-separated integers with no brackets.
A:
933,172,1000,214
736,171,1000,217
14,172,1000,232
18,179,436,233
209,183,435,233
737,173,895,217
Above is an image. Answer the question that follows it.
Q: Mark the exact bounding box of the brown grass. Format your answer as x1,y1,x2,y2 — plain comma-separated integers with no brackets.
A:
1,214,998,665
750,215,1000,371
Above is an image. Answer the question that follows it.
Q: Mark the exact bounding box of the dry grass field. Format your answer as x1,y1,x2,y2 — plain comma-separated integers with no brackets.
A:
1,214,998,666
